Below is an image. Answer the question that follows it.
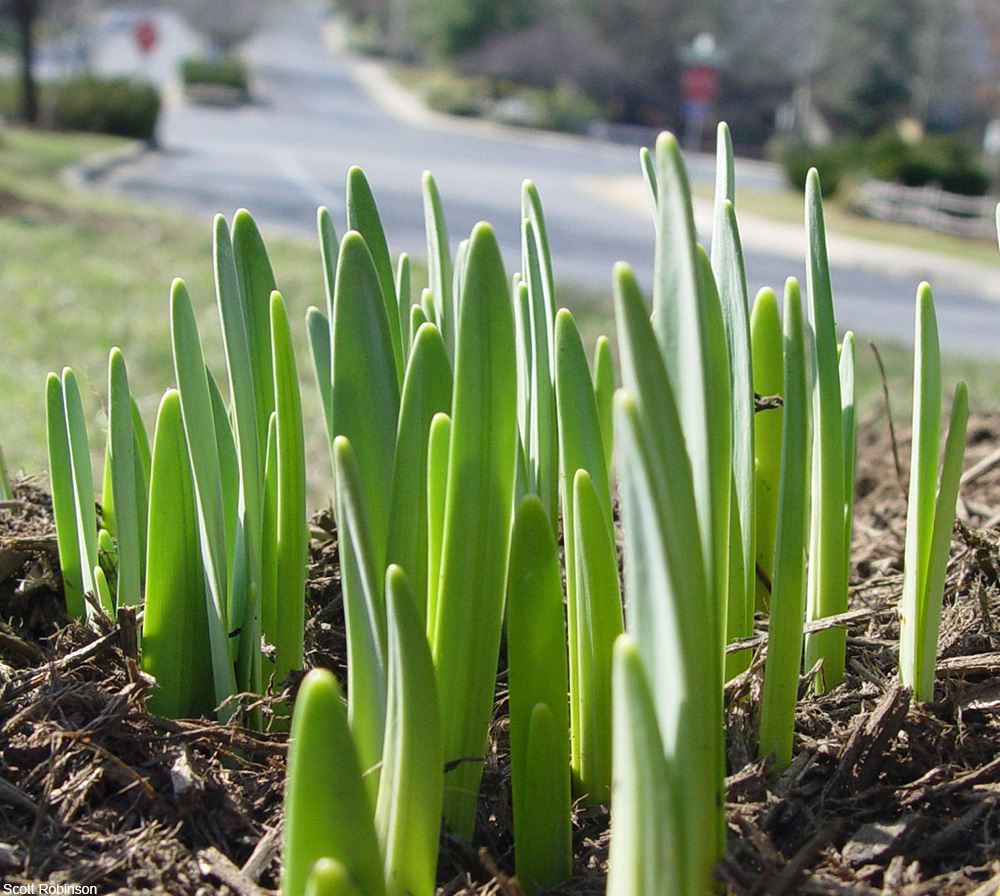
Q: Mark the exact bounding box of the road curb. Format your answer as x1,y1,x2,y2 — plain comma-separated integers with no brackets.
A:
61,139,152,190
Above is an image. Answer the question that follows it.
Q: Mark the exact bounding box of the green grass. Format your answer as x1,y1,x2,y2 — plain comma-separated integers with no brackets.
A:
0,128,329,503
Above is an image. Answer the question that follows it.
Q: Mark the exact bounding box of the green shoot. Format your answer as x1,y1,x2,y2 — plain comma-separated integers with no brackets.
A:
375,565,443,896
385,322,452,623
170,278,239,715
214,215,264,701
650,133,731,672
424,410,451,644
757,279,810,770
333,435,388,804
46,371,89,618
348,167,404,387
431,222,517,838
750,288,783,611
261,412,278,679
305,305,333,448
231,209,278,462
555,307,621,803
519,212,559,531
571,466,621,803
613,259,724,896
802,169,850,692
592,334,616,479
107,347,141,609
269,291,308,683
898,283,969,702
606,635,677,896
282,668,386,896
711,123,755,679
141,390,214,718
304,859,365,896
329,230,401,572
395,252,412,356
840,331,858,587
422,171,454,355
506,495,572,892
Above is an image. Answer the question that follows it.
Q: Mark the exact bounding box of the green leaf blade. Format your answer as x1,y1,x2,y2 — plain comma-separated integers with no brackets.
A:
282,669,386,896
506,496,572,891
376,565,443,896
46,372,86,618
333,435,388,803
331,231,402,572
758,278,810,770
108,347,141,609
386,322,453,623
141,390,214,718
803,169,849,691
432,222,518,838
271,292,308,682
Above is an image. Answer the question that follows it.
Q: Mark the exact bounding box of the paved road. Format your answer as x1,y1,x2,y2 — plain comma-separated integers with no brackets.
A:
99,2,1000,355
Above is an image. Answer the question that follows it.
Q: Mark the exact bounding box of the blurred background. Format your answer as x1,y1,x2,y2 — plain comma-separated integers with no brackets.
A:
3,0,1000,490
3,1,1000,169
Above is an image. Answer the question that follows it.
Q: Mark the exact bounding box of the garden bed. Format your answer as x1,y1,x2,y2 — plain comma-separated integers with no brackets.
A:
1,410,1000,894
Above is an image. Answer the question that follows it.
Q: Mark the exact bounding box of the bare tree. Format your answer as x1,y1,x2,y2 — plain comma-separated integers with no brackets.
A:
177,0,268,55
1,0,41,123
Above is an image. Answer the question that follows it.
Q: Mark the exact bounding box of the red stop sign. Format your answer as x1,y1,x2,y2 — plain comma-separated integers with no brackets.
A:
682,64,719,103
134,19,157,54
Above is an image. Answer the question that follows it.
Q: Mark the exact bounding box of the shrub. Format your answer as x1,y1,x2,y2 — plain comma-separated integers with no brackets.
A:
542,82,601,133
779,130,990,198
419,72,490,117
52,76,160,141
893,134,989,196
776,138,860,196
180,56,250,94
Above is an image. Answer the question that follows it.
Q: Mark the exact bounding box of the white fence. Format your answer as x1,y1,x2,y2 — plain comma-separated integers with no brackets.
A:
854,179,997,238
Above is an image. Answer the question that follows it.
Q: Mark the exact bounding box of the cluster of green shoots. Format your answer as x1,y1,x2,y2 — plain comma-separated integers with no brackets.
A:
46,213,307,721
40,123,972,895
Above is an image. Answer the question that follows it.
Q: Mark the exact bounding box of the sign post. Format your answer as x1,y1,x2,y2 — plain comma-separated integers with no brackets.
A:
678,33,723,151
134,19,158,55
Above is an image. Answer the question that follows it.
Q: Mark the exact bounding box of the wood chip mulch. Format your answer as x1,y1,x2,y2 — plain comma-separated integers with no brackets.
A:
2,410,1000,894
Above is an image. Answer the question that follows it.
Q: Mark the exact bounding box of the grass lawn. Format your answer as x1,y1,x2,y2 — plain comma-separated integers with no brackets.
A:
1,127,998,509
0,127,330,503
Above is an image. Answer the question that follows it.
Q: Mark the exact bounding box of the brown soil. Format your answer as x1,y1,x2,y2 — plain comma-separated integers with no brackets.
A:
2,410,1000,894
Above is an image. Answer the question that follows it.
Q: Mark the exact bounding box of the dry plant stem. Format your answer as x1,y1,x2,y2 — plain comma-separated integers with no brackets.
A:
869,341,905,492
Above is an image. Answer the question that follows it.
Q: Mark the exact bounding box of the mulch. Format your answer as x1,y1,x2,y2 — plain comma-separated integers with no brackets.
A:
2,408,1000,895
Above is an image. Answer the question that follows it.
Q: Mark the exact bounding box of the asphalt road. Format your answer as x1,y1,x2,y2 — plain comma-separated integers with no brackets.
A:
99,2,1000,356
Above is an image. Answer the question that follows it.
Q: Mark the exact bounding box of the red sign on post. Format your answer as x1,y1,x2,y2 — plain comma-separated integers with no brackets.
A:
681,64,719,103
134,19,158,54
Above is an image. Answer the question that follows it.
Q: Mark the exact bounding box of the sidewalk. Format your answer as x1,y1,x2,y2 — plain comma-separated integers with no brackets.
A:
587,175,1000,303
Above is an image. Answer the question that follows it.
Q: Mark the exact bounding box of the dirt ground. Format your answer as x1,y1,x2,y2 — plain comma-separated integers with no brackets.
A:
2,409,1000,895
